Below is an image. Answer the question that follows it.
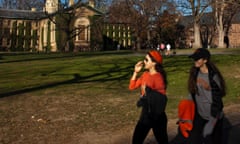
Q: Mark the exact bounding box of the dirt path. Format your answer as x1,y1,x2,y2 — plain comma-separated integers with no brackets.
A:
73,104,240,144
0,93,239,144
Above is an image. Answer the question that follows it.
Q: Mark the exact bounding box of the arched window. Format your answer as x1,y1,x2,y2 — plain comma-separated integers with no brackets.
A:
74,18,90,42
77,25,85,41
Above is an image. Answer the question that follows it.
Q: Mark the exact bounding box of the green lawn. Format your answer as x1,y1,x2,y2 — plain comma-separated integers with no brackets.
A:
0,50,240,120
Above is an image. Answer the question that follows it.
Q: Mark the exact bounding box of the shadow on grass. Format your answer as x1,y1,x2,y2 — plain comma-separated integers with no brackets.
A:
0,51,138,98
0,64,133,98
0,51,133,64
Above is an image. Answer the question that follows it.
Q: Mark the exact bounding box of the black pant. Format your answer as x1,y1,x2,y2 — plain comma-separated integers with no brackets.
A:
169,127,188,144
132,112,168,144
188,112,224,144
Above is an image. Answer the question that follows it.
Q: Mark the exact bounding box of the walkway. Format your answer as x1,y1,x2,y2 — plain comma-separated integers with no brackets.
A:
142,104,240,144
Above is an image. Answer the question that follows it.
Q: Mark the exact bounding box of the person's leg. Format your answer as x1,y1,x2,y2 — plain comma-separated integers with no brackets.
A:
169,127,188,144
187,112,205,144
212,118,224,144
202,118,224,144
132,121,151,144
152,112,168,144
221,117,231,144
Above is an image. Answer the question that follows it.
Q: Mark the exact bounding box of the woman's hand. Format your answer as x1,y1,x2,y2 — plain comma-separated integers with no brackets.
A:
131,61,143,81
134,61,143,73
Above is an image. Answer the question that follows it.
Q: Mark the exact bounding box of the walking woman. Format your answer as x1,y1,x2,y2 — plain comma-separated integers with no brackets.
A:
187,48,226,144
129,50,168,144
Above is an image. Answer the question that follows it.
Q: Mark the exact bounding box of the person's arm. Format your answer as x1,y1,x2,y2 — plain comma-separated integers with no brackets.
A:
203,74,223,137
129,61,143,90
211,74,224,118
130,71,138,81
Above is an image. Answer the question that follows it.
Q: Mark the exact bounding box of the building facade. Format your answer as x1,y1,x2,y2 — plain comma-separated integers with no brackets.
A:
0,0,103,52
178,13,240,49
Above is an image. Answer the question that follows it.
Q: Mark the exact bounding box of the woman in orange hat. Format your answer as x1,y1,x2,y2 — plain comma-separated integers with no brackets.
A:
129,50,168,144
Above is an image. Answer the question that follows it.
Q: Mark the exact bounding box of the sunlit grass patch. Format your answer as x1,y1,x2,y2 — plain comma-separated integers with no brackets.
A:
0,50,240,132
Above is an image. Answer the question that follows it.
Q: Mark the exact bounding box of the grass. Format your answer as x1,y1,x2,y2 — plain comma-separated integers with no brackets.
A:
0,49,240,131
0,51,134,95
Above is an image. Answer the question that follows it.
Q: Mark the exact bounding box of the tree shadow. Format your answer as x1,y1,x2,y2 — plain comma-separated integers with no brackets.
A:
0,62,133,98
0,51,133,64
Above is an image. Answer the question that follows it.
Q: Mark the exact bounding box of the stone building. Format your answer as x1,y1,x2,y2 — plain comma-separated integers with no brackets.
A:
0,0,103,52
1,0,239,51
178,12,240,49
228,12,240,48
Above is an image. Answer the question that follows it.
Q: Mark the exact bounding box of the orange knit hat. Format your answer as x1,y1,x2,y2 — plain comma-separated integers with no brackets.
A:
149,50,163,64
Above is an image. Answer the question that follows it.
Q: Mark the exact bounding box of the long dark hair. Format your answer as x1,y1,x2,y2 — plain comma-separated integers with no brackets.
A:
188,60,226,96
148,52,168,89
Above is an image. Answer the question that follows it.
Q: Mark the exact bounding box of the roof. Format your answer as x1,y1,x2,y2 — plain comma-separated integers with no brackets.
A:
179,12,240,27
232,12,240,24
66,2,103,16
0,9,46,20
0,3,103,21
178,15,193,26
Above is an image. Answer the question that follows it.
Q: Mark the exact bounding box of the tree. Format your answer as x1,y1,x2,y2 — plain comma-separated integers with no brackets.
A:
0,0,44,10
155,10,180,48
212,0,240,48
45,1,104,52
175,0,212,48
108,0,177,51
95,0,113,12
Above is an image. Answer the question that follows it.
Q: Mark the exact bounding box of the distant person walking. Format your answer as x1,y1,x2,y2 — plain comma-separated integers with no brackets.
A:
117,44,120,51
166,43,171,56
189,41,193,48
129,50,168,144
160,43,165,55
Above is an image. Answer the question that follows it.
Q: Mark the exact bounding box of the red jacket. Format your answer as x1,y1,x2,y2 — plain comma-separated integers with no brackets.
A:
177,99,195,138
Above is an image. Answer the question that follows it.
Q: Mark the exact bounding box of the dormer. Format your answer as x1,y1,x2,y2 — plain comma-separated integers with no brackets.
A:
45,0,58,13
89,0,95,8
69,0,74,7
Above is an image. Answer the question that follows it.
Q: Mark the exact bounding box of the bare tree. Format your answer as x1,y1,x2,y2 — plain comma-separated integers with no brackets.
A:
175,0,212,48
0,0,44,10
45,1,85,52
45,1,104,52
0,0,17,9
108,0,177,50
95,0,112,12
213,0,240,48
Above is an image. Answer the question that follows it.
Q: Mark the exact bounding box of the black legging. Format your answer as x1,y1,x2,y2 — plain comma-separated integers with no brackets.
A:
132,112,168,144
188,112,224,144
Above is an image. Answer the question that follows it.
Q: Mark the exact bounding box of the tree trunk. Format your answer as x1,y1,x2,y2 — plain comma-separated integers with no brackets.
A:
218,30,225,48
193,22,202,48
216,0,225,48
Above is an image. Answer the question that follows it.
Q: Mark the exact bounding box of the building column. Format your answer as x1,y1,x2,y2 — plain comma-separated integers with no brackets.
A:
50,21,57,52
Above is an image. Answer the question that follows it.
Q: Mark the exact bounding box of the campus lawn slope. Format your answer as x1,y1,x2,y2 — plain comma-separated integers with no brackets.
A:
0,50,239,143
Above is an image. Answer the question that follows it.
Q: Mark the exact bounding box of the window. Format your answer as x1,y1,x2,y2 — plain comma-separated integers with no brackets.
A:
4,28,10,36
78,25,85,41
